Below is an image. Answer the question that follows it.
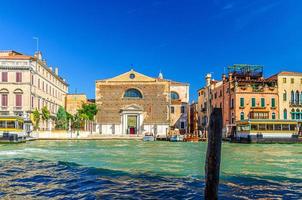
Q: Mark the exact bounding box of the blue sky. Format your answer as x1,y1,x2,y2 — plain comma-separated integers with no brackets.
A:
1,0,302,100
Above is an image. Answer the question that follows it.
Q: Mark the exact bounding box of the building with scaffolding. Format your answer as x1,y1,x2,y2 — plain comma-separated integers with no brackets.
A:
198,64,279,138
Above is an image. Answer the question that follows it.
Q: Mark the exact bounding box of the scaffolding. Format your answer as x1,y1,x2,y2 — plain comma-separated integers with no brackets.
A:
228,64,263,78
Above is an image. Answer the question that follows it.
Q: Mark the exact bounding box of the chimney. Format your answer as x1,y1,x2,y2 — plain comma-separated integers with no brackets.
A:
49,66,53,71
205,73,212,87
34,51,42,60
222,74,226,81
228,73,233,81
55,67,59,75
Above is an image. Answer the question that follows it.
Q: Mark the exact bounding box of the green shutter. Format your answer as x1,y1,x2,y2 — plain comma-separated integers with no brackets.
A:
240,112,244,120
271,98,275,108
240,98,244,107
252,98,256,107
261,98,265,107
284,110,287,119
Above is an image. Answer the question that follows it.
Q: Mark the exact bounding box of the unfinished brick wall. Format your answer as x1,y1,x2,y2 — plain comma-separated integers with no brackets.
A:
96,82,170,124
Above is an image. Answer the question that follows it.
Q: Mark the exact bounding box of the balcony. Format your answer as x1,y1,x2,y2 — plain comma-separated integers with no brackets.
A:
0,106,8,111
13,106,23,111
289,101,302,107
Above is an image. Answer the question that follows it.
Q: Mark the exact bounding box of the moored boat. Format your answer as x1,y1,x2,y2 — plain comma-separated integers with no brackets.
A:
0,116,28,144
234,119,300,143
184,134,199,142
170,134,184,142
143,133,155,141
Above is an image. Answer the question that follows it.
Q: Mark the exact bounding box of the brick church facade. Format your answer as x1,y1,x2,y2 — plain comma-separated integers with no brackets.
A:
95,69,189,137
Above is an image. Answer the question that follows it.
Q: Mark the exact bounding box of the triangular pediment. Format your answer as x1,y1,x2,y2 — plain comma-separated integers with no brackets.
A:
121,104,143,111
105,69,156,82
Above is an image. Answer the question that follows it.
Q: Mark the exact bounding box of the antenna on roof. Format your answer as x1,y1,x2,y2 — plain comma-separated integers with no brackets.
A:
33,37,39,51
130,64,134,71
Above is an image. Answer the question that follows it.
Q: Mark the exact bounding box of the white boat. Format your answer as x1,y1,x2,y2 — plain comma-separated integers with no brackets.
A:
170,135,184,142
143,133,155,141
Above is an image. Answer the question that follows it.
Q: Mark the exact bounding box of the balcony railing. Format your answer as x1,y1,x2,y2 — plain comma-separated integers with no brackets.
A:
13,106,23,111
1,106,8,110
289,101,302,107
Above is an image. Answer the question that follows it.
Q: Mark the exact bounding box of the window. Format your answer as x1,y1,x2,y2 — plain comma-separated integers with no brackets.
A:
180,121,185,129
38,98,41,109
16,72,22,82
31,74,34,85
31,96,34,108
171,92,179,100
124,88,143,98
251,124,258,131
231,98,234,108
181,106,185,114
129,73,135,79
296,109,300,120
267,124,274,130
284,109,287,119
272,112,276,119
283,78,286,83
301,78,302,84
259,124,266,131
261,98,265,107
1,94,8,107
291,78,294,84
292,109,295,119
240,97,244,107
15,94,22,107
271,98,276,108
275,124,281,130
251,98,256,107
283,91,287,101
171,106,175,113
38,79,40,89
296,91,300,104
240,112,244,120
291,91,295,103
2,72,8,82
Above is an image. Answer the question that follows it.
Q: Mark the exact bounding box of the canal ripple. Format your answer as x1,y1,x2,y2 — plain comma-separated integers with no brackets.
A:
0,140,301,199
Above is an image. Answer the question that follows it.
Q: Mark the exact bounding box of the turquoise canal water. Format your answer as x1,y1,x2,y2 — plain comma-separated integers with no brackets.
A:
0,140,301,199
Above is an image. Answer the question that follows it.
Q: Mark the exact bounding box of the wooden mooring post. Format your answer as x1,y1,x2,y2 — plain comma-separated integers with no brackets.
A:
205,108,222,200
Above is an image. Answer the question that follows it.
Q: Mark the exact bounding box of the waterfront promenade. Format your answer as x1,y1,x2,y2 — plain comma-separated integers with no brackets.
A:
31,131,144,140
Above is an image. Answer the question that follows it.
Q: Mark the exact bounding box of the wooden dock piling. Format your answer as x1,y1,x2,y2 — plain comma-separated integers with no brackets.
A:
205,108,222,200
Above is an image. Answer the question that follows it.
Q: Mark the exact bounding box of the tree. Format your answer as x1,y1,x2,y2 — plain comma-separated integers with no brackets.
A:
32,109,41,130
56,106,68,129
41,106,50,129
78,103,98,121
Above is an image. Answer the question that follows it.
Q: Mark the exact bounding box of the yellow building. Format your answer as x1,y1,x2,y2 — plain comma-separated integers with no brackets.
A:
268,71,302,121
95,69,189,137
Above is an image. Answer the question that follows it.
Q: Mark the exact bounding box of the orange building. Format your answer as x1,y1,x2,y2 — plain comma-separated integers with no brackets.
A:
200,65,279,138
65,94,88,115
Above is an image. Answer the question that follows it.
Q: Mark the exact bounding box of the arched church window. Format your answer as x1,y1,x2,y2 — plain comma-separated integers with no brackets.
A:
124,88,143,98
171,92,179,100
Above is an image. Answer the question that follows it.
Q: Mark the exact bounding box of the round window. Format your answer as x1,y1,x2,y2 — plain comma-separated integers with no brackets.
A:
130,73,135,79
